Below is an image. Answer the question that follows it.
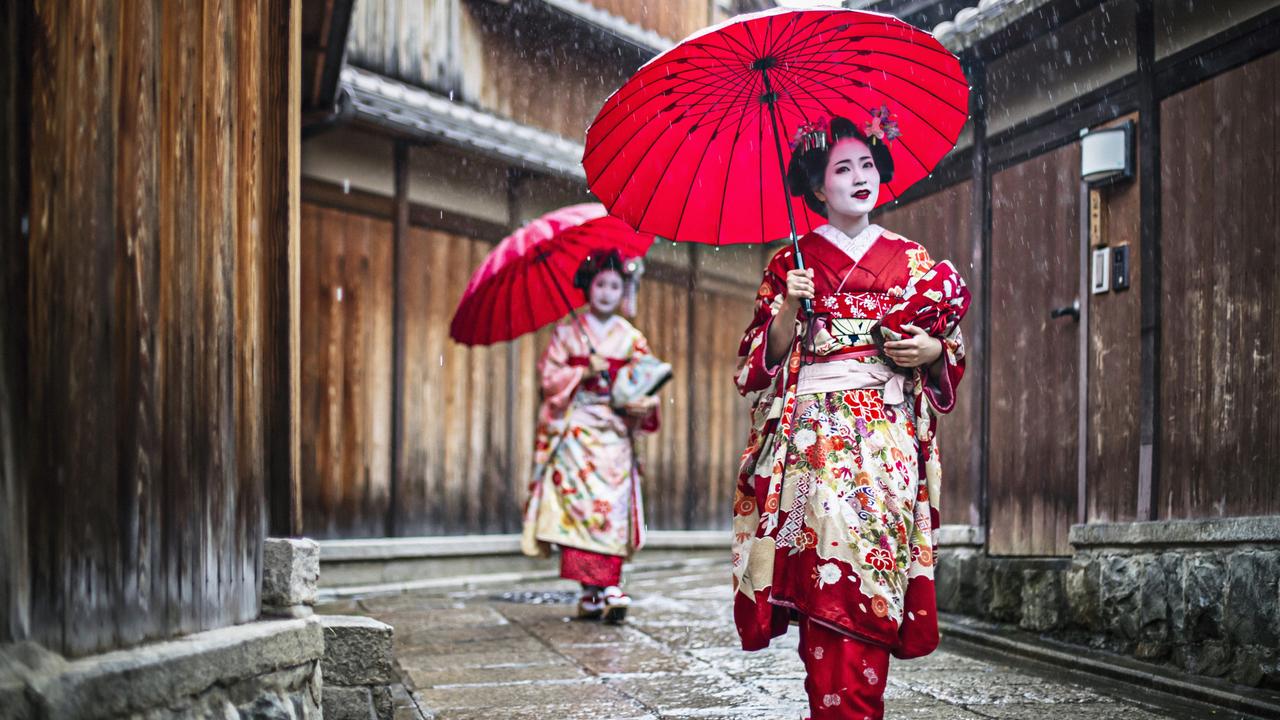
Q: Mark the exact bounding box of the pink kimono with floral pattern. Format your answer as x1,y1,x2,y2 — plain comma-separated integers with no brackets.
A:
522,316,660,560
731,228,965,658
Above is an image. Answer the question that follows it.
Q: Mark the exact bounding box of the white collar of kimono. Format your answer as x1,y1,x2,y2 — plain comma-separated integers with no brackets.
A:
583,313,619,340
814,223,883,264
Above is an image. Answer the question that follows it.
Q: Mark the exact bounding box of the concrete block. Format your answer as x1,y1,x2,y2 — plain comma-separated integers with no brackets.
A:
323,685,376,720
320,615,396,686
264,538,321,610
1225,551,1280,649
1019,567,1064,632
1176,553,1224,644
1064,556,1101,631
988,562,1022,623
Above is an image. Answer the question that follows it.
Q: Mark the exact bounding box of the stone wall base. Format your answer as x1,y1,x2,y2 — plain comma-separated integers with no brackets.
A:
935,518,1280,690
0,618,323,720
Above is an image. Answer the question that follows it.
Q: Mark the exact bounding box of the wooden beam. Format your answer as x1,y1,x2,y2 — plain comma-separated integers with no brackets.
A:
684,244,699,531
387,140,410,538
301,177,511,242
503,167,526,532
1135,0,1161,521
988,79,1140,173
266,0,303,537
886,148,974,208
963,0,1108,62
316,0,355,110
1076,180,1090,526
968,60,992,533
1153,5,1280,100
1,0,32,643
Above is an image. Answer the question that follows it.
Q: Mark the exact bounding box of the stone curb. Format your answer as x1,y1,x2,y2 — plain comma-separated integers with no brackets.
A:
1070,516,1280,548
319,530,729,562
936,524,985,547
316,556,722,600
939,613,1280,719
26,618,324,720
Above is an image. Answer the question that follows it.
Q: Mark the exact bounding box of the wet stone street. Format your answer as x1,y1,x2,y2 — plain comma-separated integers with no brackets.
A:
317,563,1226,720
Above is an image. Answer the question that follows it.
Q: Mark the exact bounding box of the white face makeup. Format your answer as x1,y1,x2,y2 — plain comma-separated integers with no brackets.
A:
588,269,624,316
817,137,881,219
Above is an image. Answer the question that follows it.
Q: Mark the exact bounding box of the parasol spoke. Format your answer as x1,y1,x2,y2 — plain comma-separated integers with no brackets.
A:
636,62,762,236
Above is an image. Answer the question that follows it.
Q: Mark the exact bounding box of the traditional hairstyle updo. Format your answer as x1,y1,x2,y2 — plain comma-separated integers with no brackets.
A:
786,116,895,217
572,248,631,300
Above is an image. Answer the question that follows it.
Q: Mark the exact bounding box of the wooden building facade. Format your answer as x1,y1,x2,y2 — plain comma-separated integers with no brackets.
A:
297,0,1280,552
877,0,1280,556
297,0,765,539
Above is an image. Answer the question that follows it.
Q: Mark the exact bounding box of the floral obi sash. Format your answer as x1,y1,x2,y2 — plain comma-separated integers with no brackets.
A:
803,291,899,361
797,292,908,402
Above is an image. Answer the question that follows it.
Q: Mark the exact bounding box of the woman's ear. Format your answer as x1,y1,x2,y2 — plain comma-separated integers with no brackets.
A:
813,188,827,204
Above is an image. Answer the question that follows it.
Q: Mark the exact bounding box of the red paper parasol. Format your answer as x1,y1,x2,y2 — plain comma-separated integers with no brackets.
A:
449,203,655,346
584,7,969,255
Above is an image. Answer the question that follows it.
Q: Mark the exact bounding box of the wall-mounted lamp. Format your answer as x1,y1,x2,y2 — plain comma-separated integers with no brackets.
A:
1080,121,1134,187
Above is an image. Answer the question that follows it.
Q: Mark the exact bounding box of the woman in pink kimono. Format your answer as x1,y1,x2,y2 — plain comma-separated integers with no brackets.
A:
731,116,967,719
522,250,661,623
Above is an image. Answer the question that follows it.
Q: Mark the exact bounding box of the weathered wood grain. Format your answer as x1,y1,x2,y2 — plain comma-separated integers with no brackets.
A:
1159,51,1279,520
988,143,1082,557
17,0,292,656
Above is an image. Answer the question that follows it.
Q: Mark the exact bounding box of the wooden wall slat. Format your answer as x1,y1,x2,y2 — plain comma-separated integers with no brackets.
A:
690,289,755,531
300,204,394,538
876,181,981,527
634,279,691,530
1159,51,1280,519
988,143,1081,557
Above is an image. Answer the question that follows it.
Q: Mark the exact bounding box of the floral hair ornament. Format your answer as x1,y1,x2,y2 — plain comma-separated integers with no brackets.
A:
789,116,831,154
864,105,901,145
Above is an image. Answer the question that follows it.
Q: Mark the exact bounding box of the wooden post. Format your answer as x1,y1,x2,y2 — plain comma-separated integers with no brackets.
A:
388,140,410,538
1,0,32,643
967,59,992,535
503,168,525,532
1077,180,1090,526
266,0,303,538
684,244,699,531
1136,0,1161,522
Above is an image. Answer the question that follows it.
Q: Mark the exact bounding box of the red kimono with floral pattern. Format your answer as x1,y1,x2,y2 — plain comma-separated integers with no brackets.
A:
731,228,966,658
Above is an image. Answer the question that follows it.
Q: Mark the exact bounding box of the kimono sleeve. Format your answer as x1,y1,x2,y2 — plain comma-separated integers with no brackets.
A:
734,252,792,396
905,243,966,414
538,324,586,416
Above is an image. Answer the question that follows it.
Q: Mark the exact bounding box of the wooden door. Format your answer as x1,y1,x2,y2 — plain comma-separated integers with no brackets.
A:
987,142,1081,556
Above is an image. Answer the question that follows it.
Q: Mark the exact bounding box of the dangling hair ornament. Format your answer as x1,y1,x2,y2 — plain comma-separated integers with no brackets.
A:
864,105,901,145
621,256,644,318
789,116,831,154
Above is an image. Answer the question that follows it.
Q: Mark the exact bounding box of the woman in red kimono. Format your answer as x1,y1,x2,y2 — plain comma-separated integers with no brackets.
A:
522,250,661,623
731,116,967,719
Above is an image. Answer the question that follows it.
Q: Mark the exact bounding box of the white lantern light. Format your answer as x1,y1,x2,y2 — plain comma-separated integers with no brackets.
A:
1080,122,1134,187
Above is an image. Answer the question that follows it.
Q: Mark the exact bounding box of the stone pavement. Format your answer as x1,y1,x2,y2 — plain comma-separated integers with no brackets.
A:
317,562,1248,720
